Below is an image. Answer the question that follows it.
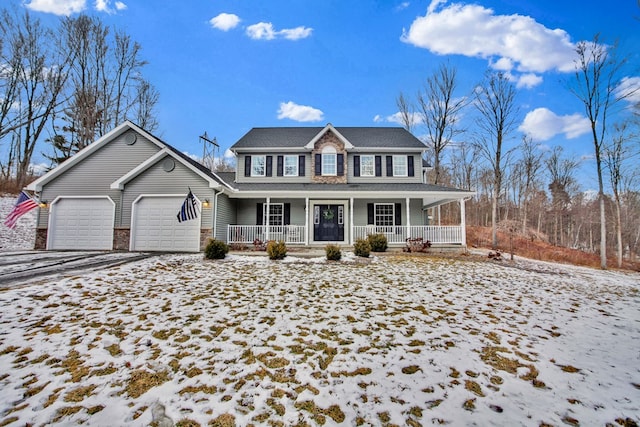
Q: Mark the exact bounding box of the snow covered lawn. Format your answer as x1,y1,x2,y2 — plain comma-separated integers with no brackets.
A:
0,253,638,426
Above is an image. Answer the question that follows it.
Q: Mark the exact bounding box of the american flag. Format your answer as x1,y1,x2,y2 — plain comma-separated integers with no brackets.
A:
176,190,198,223
4,191,39,229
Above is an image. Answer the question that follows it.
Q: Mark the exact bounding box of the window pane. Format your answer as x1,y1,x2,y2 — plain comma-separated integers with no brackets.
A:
393,155,407,176
264,203,284,226
252,156,265,176
322,153,337,175
375,204,394,226
284,155,298,176
361,155,374,176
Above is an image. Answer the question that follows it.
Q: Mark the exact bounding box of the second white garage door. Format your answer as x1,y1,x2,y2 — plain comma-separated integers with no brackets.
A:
131,196,201,252
48,197,115,250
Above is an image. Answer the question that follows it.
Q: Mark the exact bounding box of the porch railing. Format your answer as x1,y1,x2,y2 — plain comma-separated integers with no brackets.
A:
227,225,464,246
352,225,463,245
227,225,306,245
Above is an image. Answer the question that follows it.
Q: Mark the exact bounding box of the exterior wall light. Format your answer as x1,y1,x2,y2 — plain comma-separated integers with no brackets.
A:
39,200,48,209
202,199,211,208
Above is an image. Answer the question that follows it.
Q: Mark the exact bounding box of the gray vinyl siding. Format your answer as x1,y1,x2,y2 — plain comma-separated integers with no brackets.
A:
235,198,305,226
235,153,310,184
121,156,214,228
37,131,161,228
214,194,235,241
352,198,425,226
347,153,423,184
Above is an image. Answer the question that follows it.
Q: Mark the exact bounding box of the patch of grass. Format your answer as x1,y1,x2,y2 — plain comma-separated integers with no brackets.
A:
559,364,581,373
479,346,523,374
176,419,201,427
402,365,421,374
64,384,97,402
465,380,484,397
208,413,235,426
87,405,104,415
52,406,83,423
105,344,122,357
126,369,170,398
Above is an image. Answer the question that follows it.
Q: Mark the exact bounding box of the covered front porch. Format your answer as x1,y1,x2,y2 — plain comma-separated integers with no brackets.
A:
226,195,470,247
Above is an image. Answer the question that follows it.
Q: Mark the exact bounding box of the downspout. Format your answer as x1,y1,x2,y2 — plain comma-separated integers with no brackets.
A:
305,197,309,245
461,197,470,247
265,197,270,241
405,197,411,240
213,189,222,241
350,197,354,245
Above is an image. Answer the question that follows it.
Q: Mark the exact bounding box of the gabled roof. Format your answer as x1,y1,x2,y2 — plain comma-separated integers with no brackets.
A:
230,124,426,152
27,121,231,192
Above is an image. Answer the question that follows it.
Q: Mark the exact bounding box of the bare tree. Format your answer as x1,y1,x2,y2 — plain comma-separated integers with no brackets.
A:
395,91,414,133
3,9,71,187
569,34,638,268
604,121,638,267
517,136,544,233
417,62,466,185
473,71,519,249
133,78,159,131
54,15,152,161
545,146,579,246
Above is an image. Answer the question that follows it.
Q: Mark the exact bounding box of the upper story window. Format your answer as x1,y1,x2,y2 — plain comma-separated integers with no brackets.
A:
360,155,375,177
284,155,298,177
322,146,337,176
251,155,266,176
393,155,407,177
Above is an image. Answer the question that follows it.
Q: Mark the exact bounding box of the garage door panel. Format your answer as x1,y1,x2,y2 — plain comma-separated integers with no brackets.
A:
132,196,200,252
49,198,114,250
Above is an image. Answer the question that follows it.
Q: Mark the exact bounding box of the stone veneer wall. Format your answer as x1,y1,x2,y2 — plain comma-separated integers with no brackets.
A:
311,131,348,184
35,228,47,250
113,228,130,251
200,228,213,250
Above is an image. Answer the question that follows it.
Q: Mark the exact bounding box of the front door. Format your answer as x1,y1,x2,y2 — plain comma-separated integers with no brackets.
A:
314,204,344,241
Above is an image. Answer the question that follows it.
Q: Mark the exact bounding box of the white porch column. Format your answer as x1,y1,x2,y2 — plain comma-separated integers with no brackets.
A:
405,197,411,239
460,198,467,246
305,197,309,245
350,197,354,245
265,197,270,241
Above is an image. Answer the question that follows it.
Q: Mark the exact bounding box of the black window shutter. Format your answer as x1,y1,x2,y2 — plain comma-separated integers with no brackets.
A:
394,203,402,226
256,203,263,225
244,156,251,177
354,155,360,177
367,203,374,225
284,203,291,225
315,153,322,175
375,156,382,176
337,153,344,176
299,155,305,176
266,156,273,177
408,155,414,177
386,156,393,176
277,156,283,176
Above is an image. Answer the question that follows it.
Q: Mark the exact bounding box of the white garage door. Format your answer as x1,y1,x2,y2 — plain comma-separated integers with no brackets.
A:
48,197,114,250
131,196,201,252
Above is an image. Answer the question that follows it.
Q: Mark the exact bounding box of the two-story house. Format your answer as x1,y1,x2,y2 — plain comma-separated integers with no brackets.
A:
26,121,474,252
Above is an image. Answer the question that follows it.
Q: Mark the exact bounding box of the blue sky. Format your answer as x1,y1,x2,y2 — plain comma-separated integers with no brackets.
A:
20,0,640,189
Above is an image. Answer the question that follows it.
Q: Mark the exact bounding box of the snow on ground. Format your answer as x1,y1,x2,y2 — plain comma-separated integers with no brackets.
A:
1,195,37,252
0,252,638,426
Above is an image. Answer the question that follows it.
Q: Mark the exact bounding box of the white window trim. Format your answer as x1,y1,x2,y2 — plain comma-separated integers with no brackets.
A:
251,155,266,177
393,155,408,177
263,203,284,226
374,203,395,226
360,155,375,177
284,155,298,177
322,154,337,176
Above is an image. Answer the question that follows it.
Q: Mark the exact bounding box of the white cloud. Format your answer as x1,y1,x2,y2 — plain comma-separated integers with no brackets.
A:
374,112,421,126
247,22,313,41
95,0,125,13
396,2,411,11
616,76,640,104
519,108,591,141
247,22,277,40
209,13,241,31
516,73,543,89
223,148,236,159
280,26,313,41
25,0,86,15
277,101,324,122
402,0,578,86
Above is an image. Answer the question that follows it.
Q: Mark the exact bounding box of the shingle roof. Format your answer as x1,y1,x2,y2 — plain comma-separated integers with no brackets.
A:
231,126,426,150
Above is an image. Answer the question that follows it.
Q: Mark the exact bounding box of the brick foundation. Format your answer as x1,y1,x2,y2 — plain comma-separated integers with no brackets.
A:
200,228,213,250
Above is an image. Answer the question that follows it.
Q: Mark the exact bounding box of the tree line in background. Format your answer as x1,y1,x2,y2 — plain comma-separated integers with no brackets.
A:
0,6,159,190
398,36,639,269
